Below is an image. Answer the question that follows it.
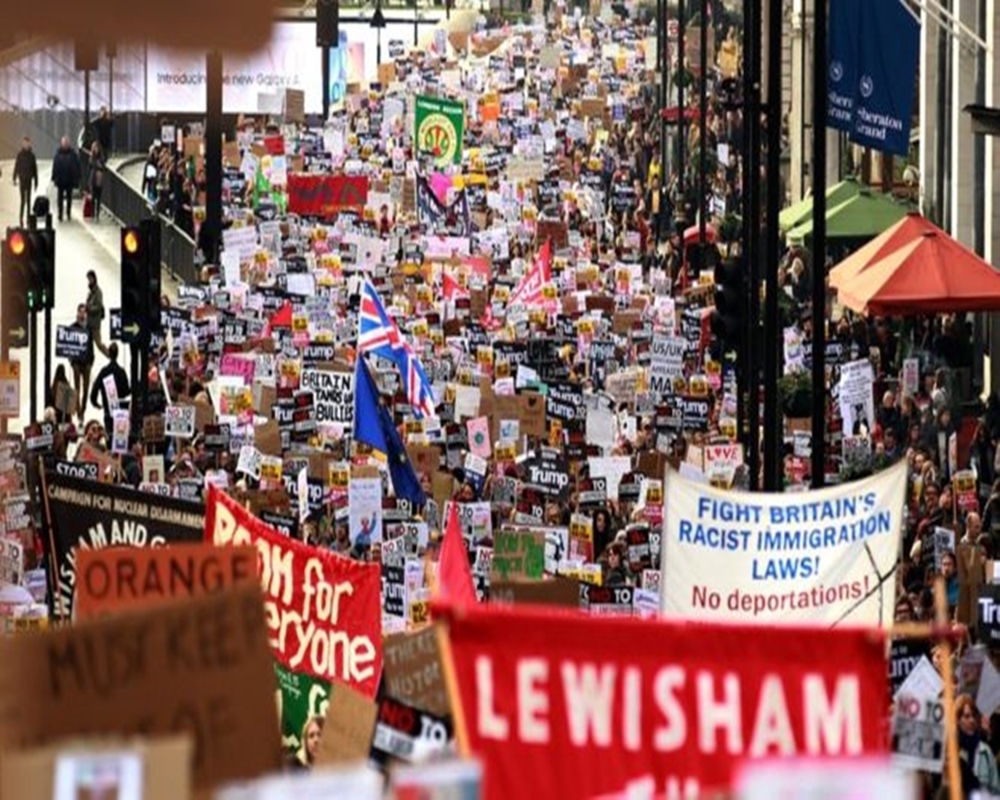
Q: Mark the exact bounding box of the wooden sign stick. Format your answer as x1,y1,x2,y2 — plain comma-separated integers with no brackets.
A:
934,579,962,800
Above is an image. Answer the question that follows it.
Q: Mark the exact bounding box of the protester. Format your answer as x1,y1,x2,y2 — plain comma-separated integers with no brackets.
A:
2,7,999,796
85,270,109,358
67,302,94,423
89,343,130,434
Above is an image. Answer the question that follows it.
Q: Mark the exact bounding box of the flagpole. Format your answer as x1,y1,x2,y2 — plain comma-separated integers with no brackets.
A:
433,617,472,757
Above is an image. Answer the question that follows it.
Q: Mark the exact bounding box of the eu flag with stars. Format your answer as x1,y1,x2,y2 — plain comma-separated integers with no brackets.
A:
353,356,427,507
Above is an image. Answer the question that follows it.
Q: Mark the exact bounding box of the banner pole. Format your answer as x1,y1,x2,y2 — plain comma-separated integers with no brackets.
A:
433,617,471,757
934,579,961,800
37,458,68,621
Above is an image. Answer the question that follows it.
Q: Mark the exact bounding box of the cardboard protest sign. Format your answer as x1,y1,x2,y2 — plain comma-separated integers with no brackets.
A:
43,472,205,619
315,682,378,766
73,543,257,621
489,577,580,608
662,461,906,626
206,485,383,697
438,602,888,799
383,627,450,716
1,736,193,800
0,583,282,791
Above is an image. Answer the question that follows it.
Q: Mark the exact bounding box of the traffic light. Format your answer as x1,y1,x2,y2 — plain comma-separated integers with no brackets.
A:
711,256,746,350
27,227,55,310
2,229,33,351
120,219,161,344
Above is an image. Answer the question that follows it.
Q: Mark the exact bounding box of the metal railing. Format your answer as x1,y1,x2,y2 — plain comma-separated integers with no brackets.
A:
81,150,197,285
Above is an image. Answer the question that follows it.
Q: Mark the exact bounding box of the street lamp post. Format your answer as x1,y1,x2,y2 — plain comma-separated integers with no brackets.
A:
372,0,387,64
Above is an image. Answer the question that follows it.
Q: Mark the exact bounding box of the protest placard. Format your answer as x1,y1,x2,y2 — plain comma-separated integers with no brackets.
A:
165,404,197,439
0,583,282,791
314,682,379,766
661,460,907,626
438,602,888,798
73,544,257,621
349,475,383,547
491,528,546,581
206,486,383,697
301,368,354,427
383,627,450,716
0,536,24,586
54,324,90,361
891,656,944,773
369,695,452,767
838,359,875,436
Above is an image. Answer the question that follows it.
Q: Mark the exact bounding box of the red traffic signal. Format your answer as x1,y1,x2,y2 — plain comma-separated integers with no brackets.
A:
7,230,27,257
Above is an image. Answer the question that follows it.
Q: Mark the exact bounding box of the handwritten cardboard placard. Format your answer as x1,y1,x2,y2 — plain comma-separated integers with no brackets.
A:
314,682,378,767
0,583,282,792
74,544,257,621
490,577,581,608
382,627,450,716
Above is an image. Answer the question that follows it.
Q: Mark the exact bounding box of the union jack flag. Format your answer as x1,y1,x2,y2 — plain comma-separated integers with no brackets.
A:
357,280,437,418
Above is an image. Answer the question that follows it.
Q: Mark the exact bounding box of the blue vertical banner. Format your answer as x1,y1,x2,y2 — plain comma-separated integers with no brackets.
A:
850,0,920,156
826,0,861,131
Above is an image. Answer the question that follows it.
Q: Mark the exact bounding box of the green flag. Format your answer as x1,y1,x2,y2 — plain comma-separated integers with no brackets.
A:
414,95,466,166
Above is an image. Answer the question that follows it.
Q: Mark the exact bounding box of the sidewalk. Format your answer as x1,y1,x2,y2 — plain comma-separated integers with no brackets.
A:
0,156,177,434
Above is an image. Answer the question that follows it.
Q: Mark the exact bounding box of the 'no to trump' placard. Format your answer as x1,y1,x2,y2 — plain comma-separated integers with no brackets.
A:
661,461,906,627
437,603,888,799
205,485,383,697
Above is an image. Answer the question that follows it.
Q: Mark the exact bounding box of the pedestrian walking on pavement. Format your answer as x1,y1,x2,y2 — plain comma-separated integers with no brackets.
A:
51,136,81,222
89,142,107,222
13,136,37,227
85,270,110,359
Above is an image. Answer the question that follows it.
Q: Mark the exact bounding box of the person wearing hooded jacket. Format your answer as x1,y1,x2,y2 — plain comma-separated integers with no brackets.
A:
51,136,81,221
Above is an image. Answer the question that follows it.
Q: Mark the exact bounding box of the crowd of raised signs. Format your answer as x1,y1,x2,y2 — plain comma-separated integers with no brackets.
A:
4,1,1000,798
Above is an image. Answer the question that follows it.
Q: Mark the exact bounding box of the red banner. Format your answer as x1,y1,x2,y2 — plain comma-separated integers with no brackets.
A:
438,604,888,799
287,173,369,218
205,485,383,697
